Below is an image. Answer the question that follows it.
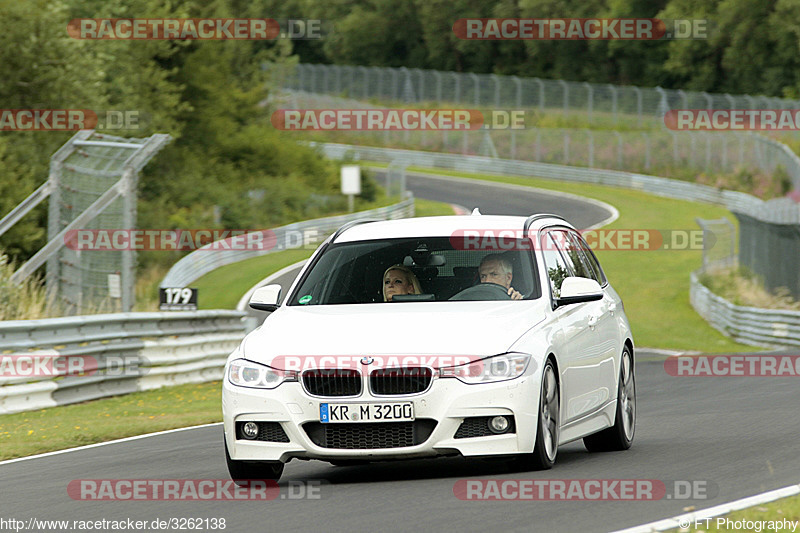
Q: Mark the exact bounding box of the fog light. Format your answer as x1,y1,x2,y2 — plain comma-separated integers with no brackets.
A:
242,422,259,439
489,416,510,434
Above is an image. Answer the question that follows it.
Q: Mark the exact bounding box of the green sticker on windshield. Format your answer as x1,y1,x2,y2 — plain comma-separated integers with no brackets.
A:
299,295,312,305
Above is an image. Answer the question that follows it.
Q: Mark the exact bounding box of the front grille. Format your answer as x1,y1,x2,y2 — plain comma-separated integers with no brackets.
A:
370,367,433,395
236,422,290,442
303,420,437,449
454,416,516,439
303,369,361,397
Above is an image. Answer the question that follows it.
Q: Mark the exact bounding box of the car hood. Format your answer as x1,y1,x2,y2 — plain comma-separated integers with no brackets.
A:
243,301,546,365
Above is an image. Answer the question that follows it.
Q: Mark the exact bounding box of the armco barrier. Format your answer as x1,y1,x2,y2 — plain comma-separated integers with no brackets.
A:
690,272,800,348
161,196,415,289
317,143,800,224
0,310,247,414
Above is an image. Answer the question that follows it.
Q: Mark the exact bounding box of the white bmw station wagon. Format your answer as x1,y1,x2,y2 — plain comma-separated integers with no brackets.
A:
222,213,635,482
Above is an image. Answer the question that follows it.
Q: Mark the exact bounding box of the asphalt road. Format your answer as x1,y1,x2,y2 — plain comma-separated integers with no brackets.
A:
4,172,797,533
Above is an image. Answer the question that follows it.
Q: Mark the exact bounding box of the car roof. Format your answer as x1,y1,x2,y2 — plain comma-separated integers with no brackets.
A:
333,214,574,243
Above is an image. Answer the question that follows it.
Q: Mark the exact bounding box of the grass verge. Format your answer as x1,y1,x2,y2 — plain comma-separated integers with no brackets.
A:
0,381,221,461
669,493,800,532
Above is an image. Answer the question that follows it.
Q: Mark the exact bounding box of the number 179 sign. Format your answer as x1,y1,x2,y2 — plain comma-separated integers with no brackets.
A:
159,287,198,310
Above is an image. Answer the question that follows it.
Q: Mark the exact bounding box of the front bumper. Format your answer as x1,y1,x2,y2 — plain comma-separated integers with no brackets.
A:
222,373,540,463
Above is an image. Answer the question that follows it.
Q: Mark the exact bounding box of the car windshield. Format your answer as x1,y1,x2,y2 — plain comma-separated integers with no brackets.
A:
288,237,540,305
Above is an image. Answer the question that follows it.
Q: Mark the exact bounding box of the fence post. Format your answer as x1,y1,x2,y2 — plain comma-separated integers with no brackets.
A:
470,73,480,105
121,167,136,312
586,129,594,167
614,131,623,168
413,68,424,102
563,131,570,164
559,80,569,117
633,86,642,126
434,70,442,103
584,82,593,123
678,89,688,109
453,72,461,104
493,74,501,107
642,132,651,170
609,84,618,124
512,76,522,108
535,78,544,111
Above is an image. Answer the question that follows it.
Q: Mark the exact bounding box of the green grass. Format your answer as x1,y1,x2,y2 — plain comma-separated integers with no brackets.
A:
194,248,314,310
669,494,800,532
0,381,222,460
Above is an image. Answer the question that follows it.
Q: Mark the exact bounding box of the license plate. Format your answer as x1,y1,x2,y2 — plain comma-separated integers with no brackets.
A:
319,402,414,423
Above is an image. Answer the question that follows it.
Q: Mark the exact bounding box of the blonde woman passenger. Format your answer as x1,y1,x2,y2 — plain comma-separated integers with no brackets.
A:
382,264,423,301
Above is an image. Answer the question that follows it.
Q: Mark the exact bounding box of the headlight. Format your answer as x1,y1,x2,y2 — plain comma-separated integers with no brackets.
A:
439,353,533,384
227,358,297,389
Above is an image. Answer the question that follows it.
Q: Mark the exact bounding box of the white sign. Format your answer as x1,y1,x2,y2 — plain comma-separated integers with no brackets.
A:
108,274,122,299
340,165,361,195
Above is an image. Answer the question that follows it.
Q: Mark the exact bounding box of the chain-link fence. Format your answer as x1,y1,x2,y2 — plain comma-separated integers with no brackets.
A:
696,217,736,274
4,130,171,315
284,89,800,187
277,63,800,128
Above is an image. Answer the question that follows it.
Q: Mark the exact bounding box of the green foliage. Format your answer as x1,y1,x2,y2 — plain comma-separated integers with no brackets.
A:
270,0,800,97
1,0,344,275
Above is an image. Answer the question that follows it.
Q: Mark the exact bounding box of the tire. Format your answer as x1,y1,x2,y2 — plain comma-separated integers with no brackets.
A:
225,436,284,485
517,359,559,470
583,346,635,452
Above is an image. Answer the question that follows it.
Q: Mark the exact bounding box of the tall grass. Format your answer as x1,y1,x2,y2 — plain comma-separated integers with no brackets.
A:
0,251,52,320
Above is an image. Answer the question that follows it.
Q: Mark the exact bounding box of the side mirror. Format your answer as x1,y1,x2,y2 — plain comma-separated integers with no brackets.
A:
555,277,603,308
249,284,282,312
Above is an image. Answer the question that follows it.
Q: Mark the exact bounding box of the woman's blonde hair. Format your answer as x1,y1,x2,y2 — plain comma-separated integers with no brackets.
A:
382,264,423,301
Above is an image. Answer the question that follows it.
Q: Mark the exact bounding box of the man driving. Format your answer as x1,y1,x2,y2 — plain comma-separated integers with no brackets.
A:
479,254,523,300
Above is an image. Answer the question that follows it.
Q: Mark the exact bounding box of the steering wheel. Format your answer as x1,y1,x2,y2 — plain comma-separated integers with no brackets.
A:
449,282,512,301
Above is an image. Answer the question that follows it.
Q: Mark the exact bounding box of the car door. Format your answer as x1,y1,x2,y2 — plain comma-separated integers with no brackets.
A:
546,229,615,423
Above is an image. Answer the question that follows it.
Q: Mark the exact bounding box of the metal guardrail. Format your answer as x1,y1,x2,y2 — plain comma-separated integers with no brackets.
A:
161,196,415,288
318,142,800,225
0,310,247,414
690,272,800,348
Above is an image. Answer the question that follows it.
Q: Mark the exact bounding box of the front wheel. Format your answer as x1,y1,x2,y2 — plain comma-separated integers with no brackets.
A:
517,359,559,470
225,436,284,484
583,346,635,452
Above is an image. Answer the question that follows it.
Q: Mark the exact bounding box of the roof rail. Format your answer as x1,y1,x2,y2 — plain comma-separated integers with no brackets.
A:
331,219,381,242
523,213,570,234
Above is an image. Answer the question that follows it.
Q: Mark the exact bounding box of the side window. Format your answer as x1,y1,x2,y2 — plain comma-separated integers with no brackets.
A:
550,230,593,280
541,233,574,298
569,231,607,285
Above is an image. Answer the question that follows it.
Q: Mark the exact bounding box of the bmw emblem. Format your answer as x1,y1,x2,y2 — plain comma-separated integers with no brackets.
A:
360,356,374,365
